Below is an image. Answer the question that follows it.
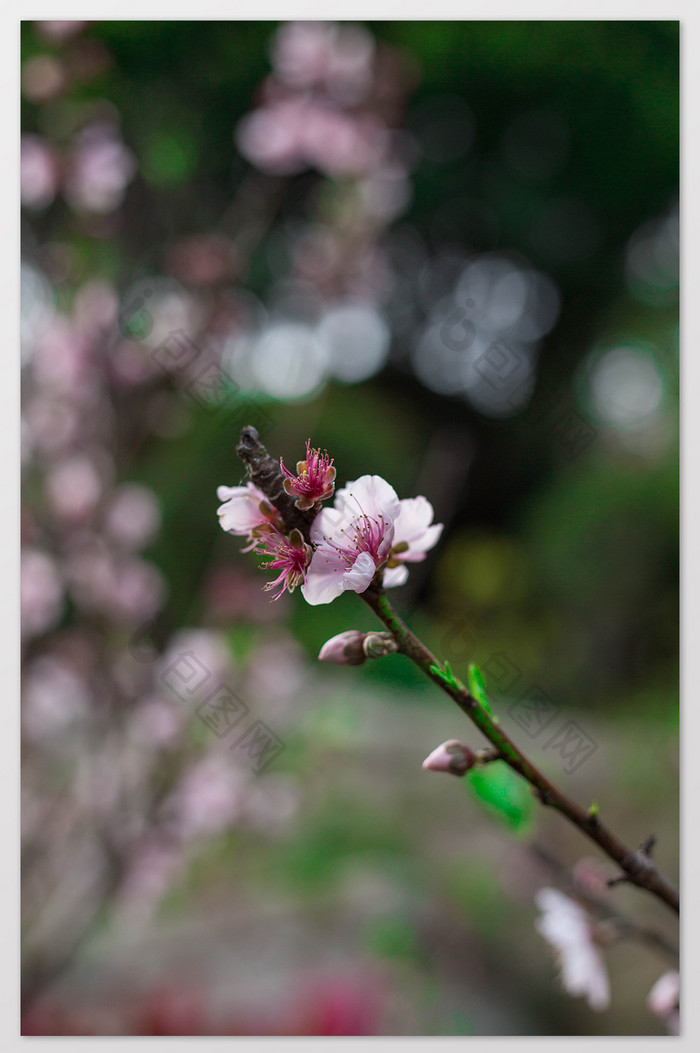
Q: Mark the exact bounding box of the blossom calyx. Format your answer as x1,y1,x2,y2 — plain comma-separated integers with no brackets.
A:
362,631,399,658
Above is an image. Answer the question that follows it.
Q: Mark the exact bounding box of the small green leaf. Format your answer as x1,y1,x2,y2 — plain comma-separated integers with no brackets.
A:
465,762,535,834
430,661,461,692
467,662,493,716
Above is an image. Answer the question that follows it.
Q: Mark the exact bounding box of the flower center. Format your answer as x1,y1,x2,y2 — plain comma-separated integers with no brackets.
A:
321,492,391,570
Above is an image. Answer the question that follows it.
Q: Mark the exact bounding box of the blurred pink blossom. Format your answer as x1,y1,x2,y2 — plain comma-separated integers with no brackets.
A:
31,316,95,399
535,888,610,1011
246,636,307,703
167,754,248,839
128,696,186,751
37,21,87,43
24,396,81,455
74,280,119,337
166,234,238,287
22,655,90,738
46,455,103,524
65,123,136,214
272,22,374,103
67,543,164,624
116,837,185,924
21,549,64,638
160,629,233,696
647,971,679,1034
271,21,335,89
103,484,161,551
241,774,300,832
22,55,66,103
21,136,59,209
238,100,383,178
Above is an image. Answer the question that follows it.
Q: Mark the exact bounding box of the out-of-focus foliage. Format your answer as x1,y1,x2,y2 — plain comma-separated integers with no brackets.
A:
21,19,678,1037
466,762,536,834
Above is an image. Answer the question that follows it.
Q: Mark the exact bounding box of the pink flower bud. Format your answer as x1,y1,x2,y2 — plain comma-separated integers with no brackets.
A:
422,739,476,776
318,630,366,666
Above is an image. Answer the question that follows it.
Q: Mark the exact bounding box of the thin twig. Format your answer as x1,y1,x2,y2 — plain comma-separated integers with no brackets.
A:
235,427,680,916
529,843,679,963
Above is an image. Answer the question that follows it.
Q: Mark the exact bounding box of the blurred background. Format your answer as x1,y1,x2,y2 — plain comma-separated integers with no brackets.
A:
20,20,678,1036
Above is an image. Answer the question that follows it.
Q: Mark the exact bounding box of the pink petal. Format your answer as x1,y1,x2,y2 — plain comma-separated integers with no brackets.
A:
301,546,348,605
335,474,400,524
383,565,409,589
393,497,443,559
216,483,269,534
342,551,377,593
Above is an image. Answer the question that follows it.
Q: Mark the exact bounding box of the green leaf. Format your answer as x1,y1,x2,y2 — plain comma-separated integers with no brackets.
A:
465,762,535,834
467,662,493,716
430,660,461,692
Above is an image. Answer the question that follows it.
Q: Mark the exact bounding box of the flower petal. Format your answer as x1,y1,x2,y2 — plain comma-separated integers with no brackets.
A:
342,551,377,593
335,474,401,524
383,564,409,589
393,496,443,559
309,505,347,545
301,545,348,605
217,482,270,534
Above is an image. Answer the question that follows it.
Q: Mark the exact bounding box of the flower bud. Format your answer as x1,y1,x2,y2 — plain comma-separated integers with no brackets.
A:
318,630,367,666
422,739,476,776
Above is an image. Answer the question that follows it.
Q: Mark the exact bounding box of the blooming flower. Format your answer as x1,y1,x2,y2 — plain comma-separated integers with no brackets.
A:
254,527,311,600
300,475,443,604
280,439,336,510
534,888,610,1011
301,474,398,605
217,482,282,548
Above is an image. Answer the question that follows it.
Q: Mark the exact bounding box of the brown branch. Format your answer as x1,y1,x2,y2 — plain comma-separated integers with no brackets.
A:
529,843,679,964
235,427,680,916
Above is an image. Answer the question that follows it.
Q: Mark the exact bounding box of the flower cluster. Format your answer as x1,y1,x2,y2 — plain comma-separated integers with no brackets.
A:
216,443,443,604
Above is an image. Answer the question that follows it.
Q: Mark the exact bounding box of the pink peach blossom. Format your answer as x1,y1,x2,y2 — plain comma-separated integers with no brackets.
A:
217,482,281,543
301,474,399,605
